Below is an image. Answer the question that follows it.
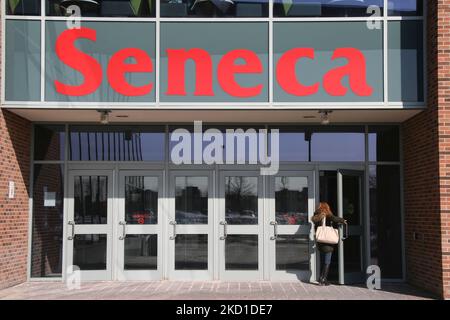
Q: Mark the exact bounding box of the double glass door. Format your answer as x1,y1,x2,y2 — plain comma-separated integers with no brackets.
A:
65,167,363,283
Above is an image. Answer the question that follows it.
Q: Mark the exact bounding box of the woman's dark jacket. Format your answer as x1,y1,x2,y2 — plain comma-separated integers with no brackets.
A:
311,212,346,253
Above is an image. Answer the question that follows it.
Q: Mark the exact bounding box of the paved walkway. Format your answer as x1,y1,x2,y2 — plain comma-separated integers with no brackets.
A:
0,281,435,300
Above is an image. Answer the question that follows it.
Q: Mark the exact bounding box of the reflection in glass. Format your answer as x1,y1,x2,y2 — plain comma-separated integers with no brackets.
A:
175,177,208,224
388,21,424,102
275,177,309,225
225,177,258,225
342,174,362,225
276,235,309,270
5,20,41,101
388,0,422,16
46,0,155,17
34,125,65,161
6,0,41,15
274,0,383,17
69,126,165,161
125,235,157,270
73,234,107,270
125,177,158,225
74,176,108,224
344,236,362,273
225,235,258,270
175,234,208,270
31,164,64,277
160,0,269,17
368,126,400,162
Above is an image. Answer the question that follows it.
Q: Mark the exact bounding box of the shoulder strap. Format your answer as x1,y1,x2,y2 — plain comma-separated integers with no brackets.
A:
322,216,326,227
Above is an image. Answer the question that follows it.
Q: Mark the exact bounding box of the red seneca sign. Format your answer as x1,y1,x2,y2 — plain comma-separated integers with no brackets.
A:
54,27,373,98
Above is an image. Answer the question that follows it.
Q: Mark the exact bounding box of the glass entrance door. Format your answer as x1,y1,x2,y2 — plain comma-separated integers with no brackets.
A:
219,171,263,280
267,171,315,281
117,171,163,280
168,171,213,280
337,170,366,284
66,170,113,280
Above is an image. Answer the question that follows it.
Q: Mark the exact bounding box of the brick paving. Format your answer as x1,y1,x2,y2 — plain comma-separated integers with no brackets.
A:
0,281,436,300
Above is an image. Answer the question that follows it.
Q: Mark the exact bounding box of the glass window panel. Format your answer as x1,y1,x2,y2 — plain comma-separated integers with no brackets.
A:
343,235,363,273
274,22,383,103
45,21,155,102
46,0,155,17
274,0,383,17
125,177,158,224
74,176,108,224
225,176,258,225
160,22,268,102
175,234,208,270
388,0,422,16
269,128,309,162
124,234,157,270
369,165,403,279
73,234,107,270
69,126,165,161
175,176,208,224
276,235,309,270
319,171,338,215
160,0,268,17
342,174,362,225
6,0,41,15
225,235,258,270
31,164,64,278
388,21,424,102
368,126,400,162
34,125,66,161
311,128,365,162
275,177,309,225
5,20,41,101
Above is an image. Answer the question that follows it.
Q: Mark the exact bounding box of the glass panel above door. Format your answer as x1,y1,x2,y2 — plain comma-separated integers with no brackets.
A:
125,176,158,225
225,177,258,225
74,176,108,224
175,176,209,224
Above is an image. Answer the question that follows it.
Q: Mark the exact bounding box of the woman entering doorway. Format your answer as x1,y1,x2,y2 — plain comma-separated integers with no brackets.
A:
312,202,347,286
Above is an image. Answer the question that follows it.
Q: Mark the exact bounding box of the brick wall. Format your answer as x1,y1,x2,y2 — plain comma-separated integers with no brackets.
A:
0,9,32,290
403,0,450,299
0,110,31,289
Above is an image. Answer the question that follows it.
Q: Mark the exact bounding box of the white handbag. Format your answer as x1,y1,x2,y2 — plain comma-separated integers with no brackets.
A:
315,217,339,245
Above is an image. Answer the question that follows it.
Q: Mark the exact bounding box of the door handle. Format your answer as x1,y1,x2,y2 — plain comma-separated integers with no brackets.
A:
67,221,75,240
169,220,177,240
119,221,127,240
220,221,227,240
270,221,278,240
341,223,348,241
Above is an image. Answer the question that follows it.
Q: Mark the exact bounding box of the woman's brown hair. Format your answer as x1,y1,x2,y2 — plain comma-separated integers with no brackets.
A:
315,202,333,217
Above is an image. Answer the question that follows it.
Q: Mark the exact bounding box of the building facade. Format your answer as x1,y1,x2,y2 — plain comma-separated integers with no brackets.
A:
0,0,448,299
